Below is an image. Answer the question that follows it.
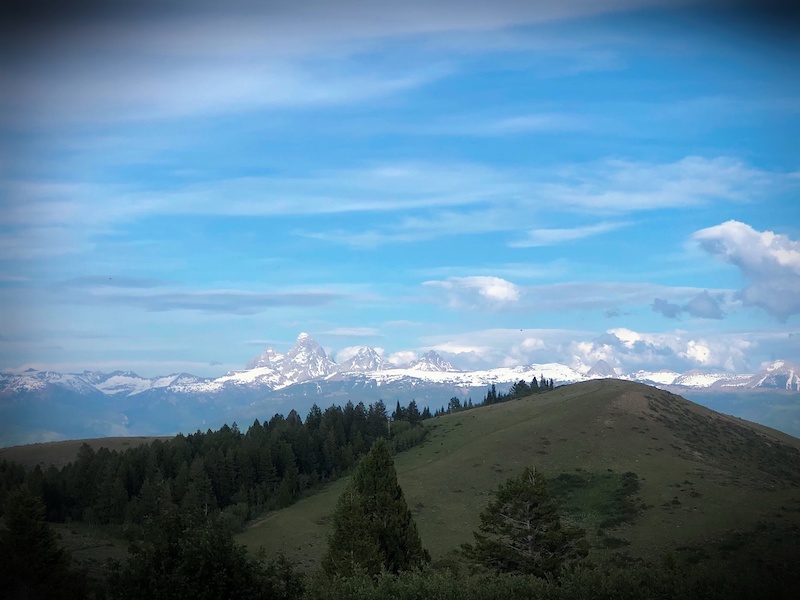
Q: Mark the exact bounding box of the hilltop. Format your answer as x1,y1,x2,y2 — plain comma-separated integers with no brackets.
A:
237,379,800,569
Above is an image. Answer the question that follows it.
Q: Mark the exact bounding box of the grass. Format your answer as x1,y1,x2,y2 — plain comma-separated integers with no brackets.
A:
236,380,800,569
0,436,171,469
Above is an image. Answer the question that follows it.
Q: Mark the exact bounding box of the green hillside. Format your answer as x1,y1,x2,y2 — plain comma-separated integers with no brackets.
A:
237,379,800,570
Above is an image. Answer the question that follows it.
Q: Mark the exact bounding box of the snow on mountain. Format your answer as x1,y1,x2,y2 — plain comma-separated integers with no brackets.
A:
623,370,680,386
407,351,457,372
92,371,154,396
245,347,285,371
672,371,754,389
336,347,386,373
210,366,286,390
0,370,97,395
748,360,800,391
361,362,586,388
281,332,337,382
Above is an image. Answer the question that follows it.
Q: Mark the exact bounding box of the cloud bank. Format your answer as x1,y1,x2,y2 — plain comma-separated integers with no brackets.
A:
694,220,800,321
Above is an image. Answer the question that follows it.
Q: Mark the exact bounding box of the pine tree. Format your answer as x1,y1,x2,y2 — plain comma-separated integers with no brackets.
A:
462,467,586,578
322,439,429,577
0,487,88,599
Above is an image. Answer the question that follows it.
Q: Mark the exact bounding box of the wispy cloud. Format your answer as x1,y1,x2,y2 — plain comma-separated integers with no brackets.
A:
321,327,381,337
2,0,673,126
510,221,630,247
55,275,169,290
425,278,733,314
59,288,345,315
417,112,590,136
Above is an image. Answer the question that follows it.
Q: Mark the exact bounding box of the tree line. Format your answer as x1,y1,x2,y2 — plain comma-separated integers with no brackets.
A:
435,376,556,416
0,399,429,531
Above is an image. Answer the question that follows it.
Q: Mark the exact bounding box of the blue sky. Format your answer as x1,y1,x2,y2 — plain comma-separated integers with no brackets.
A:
1,0,798,377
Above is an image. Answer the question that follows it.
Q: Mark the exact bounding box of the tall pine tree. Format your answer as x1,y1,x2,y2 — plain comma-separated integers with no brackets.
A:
322,439,429,577
462,467,586,578
0,487,88,599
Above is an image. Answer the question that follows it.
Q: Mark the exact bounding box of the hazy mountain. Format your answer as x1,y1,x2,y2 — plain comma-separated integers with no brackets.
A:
407,351,456,372
586,360,616,377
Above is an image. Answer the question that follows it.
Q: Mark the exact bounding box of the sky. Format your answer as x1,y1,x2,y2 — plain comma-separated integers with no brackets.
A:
1,0,799,378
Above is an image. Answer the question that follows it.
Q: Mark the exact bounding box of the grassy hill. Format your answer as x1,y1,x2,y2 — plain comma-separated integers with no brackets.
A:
236,379,800,570
0,436,169,469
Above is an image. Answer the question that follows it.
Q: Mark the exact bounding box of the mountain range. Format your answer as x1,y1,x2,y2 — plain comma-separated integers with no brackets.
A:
1,333,798,446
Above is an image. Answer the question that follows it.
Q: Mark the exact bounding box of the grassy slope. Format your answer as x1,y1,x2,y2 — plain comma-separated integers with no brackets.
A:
0,436,170,469
236,380,800,571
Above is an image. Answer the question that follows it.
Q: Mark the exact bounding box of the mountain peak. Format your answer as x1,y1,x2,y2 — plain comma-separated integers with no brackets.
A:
284,333,335,382
245,347,285,371
338,347,385,372
751,359,799,391
587,360,616,377
408,350,457,372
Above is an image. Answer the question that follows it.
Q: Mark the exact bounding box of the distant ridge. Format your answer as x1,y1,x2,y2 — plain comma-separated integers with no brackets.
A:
1,332,797,446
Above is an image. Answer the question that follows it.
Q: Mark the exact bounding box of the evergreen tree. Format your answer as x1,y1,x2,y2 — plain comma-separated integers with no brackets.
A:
322,439,429,577
0,487,87,599
109,510,303,600
462,467,586,578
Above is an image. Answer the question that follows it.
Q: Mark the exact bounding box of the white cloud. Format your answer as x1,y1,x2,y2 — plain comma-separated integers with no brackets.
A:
510,221,629,247
543,156,779,213
386,350,418,366
322,327,381,337
2,0,674,126
335,345,385,363
424,275,521,308
694,220,800,320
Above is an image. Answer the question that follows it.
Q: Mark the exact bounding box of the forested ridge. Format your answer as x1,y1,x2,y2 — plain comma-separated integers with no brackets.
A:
0,398,428,529
3,383,799,600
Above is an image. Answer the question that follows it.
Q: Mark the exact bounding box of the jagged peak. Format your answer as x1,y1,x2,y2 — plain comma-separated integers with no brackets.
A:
409,350,457,372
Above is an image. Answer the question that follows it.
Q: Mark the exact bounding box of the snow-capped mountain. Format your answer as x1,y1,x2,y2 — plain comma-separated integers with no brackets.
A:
336,347,386,373
245,348,285,371
1,332,797,446
282,332,336,382
406,351,456,372
747,360,800,391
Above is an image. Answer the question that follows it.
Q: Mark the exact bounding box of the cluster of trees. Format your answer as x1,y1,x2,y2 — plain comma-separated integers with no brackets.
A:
433,377,557,417
4,433,798,599
0,399,429,530
486,377,555,405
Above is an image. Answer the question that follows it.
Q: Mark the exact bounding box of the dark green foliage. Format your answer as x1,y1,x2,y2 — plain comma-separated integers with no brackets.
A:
323,439,430,577
0,398,429,530
462,467,587,578
0,487,88,600
108,510,304,600
549,470,642,532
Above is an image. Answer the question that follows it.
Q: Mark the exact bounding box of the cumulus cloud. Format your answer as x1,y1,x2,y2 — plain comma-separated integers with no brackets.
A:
424,275,521,308
652,290,726,320
694,220,800,320
570,327,753,372
386,350,418,366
